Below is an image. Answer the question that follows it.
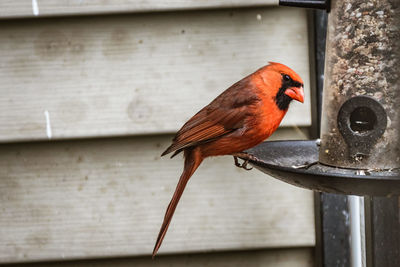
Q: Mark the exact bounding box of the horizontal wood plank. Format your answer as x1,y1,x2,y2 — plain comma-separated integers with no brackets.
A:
3,248,314,267
0,128,314,263
0,1,278,19
0,7,311,143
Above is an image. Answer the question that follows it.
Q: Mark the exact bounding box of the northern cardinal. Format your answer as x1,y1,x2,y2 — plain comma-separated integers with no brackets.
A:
153,62,304,257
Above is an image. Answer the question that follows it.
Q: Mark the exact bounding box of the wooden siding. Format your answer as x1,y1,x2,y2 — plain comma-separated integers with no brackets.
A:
0,1,278,19
0,128,314,263
0,7,311,143
2,248,314,267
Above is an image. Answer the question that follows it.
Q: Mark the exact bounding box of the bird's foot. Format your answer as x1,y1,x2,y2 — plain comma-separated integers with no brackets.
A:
233,156,252,170
232,152,258,171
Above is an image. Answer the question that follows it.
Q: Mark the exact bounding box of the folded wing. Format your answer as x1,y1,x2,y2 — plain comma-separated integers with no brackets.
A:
162,76,260,157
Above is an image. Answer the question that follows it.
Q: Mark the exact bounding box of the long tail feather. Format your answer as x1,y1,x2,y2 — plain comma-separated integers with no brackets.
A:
152,147,203,258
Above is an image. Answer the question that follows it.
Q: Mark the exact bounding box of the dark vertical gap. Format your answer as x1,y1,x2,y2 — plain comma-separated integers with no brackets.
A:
366,196,400,267
309,9,323,267
364,196,374,267
313,9,351,267
314,9,327,128
321,194,351,267
314,190,323,267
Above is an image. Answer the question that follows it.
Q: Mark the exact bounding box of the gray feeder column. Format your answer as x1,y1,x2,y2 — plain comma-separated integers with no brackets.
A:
319,0,400,169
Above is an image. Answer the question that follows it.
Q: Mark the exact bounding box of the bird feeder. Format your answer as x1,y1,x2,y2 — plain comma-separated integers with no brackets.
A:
320,0,400,170
247,0,400,196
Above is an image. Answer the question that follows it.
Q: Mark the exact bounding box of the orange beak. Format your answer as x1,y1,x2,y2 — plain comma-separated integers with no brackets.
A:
285,86,304,103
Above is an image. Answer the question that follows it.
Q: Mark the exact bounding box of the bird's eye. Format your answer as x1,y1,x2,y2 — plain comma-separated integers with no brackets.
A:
283,74,291,82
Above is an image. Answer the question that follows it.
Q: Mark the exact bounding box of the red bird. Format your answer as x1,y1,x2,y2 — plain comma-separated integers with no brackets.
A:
153,62,304,257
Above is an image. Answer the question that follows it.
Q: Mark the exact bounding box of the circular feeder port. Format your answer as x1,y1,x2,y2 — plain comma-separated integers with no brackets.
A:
337,96,387,158
350,107,377,133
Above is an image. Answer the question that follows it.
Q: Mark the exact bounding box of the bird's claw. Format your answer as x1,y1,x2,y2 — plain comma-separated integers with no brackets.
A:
234,156,253,170
241,160,253,170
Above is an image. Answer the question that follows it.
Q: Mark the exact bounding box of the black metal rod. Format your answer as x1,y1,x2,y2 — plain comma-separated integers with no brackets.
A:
279,0,330,11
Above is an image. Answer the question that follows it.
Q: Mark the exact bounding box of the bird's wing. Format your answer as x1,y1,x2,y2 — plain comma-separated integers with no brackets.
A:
162,77,260,156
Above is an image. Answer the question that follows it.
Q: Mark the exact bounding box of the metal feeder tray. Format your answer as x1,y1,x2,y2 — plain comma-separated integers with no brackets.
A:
245,140,400,196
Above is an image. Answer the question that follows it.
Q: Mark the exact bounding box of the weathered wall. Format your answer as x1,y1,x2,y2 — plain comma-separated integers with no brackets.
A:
0,4,315,265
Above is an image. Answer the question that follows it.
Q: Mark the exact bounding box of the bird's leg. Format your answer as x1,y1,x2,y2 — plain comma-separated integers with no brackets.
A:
232,152,259,162
232,152,258,171
233,156,241,167
233,156,252,170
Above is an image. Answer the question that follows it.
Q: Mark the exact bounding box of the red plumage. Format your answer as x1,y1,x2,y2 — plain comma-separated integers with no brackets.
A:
153,62,304,257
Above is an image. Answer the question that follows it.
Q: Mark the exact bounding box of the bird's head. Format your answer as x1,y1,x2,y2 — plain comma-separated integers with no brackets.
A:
264,62,304,110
